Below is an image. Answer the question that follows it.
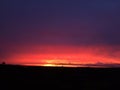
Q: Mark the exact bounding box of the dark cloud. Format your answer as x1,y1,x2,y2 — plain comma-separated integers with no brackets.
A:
83,62,120,68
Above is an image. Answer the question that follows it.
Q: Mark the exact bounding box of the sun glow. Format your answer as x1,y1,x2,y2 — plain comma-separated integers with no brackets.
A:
42,63,56,67
41,59,60,67
41,59,68,67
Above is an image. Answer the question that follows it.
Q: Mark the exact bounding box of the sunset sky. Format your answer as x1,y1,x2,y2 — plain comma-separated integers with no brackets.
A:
0,0,120,66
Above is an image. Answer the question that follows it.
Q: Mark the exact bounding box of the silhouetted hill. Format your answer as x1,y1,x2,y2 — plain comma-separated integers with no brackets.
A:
0,64,120,89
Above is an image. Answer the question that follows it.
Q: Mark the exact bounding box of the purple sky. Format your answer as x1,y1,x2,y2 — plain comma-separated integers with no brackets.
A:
0,0,120,65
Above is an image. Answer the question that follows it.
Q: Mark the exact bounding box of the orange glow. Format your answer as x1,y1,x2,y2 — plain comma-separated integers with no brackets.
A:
42,64,56,67
3,45,120,66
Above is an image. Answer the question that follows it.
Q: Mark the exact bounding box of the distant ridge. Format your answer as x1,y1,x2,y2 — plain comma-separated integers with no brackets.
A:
1,62,120,68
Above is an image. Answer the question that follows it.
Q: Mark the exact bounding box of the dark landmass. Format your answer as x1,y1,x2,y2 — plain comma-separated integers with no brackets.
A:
0,64,120,89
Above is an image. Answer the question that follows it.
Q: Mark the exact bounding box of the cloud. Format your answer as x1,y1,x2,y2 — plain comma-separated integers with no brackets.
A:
83,62,120,68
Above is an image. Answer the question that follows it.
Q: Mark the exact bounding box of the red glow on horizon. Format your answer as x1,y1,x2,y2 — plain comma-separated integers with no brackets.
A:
2,45,120,66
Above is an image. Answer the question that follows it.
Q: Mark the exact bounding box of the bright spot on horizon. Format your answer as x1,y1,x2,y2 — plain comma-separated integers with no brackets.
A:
42,64,56,67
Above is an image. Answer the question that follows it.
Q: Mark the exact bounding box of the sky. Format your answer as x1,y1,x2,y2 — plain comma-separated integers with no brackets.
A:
0,0,120,66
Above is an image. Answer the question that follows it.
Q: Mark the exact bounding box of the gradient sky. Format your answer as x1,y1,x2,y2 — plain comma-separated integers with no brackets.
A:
0,0,120,65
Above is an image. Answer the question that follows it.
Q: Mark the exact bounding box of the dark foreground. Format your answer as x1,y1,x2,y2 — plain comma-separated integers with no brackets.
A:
0,64,120,89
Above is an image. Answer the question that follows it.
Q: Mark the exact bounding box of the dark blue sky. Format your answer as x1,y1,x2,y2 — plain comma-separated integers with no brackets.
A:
1,0,120,45
0,0,120,64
